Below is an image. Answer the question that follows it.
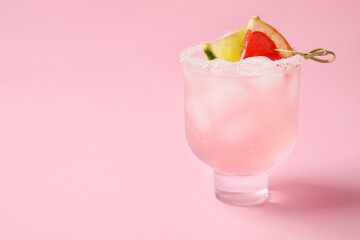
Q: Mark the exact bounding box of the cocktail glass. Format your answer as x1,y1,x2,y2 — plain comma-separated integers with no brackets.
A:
180,44,302,206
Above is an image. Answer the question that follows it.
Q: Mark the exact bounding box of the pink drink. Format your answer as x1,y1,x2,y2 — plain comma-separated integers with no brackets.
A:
181,44,302,205
184,64,300,175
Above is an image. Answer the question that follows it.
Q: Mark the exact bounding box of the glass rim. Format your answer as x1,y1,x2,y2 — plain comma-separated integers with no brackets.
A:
180,44,303,75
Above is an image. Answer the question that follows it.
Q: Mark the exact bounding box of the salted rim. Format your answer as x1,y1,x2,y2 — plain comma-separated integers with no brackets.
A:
180,44,303,74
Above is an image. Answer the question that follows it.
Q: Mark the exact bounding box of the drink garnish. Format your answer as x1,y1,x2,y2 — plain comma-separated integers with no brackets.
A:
275,48,335,63
204,15,335,63
240,16,293,61
204,23,248,62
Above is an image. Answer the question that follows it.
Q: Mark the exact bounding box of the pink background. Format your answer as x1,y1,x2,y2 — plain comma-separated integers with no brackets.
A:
0,0,359,239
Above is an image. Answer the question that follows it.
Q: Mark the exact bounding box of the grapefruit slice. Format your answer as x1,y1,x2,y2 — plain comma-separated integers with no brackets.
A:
203,23,248,62
240,17,293,61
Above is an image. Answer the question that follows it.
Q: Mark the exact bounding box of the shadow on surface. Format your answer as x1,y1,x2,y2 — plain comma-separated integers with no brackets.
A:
257,181,360,212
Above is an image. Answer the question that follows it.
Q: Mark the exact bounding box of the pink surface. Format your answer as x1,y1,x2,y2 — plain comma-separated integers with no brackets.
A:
0,0,359,239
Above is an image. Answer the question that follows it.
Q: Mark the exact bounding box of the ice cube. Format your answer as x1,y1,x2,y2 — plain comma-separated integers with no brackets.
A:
185,76,249,132
185,95,211,131
241,56,274,74
218,111,258,143
204,77,249,120
248,71,285,93
285,69,300,102
242,56,272,64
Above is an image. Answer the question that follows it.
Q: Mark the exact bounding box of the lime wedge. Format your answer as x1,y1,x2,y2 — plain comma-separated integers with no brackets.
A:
204,23,248,62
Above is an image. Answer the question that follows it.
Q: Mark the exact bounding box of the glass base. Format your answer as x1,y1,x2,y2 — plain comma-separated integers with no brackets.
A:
214,172,269,206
